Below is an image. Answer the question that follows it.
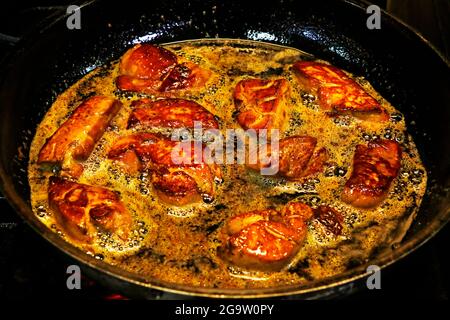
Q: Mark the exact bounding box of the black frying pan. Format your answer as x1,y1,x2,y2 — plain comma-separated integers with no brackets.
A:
0,0,449,298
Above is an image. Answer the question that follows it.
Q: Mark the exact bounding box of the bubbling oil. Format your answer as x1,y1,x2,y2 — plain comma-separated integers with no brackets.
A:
28,39,427,289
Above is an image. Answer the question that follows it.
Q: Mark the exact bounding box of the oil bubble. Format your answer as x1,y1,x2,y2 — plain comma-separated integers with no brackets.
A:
334,167,347,177
390,113,403,122
94,254,104,260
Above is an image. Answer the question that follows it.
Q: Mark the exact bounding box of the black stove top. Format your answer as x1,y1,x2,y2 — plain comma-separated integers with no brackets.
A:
0,1,449,300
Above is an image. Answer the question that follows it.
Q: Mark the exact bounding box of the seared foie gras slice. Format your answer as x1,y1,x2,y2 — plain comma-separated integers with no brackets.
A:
159,62,211,93
220,202,313,271
292,61,388,121
106,134,148,174
38,96,121,177
127,98,219,130
116,44,210,95
107,133,221,205
150,164,217,205
48,177,132,243
342,139,402,208
137,135,220,205
313,205,344,236
116,43,177,92
234,78,290,133
246,135,328,180
277,136,328,179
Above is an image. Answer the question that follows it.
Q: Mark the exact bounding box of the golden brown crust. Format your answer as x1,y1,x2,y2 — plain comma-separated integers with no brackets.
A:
246,135,328,180
301,146,328,178
314,205,344,236
107,133,221,205
234,78,291,132
38,96,121,177
220,202,313,271
128,98,219,130
159,62,211,93
292,61,388,121
48,177,132,243
115,76,162,93
342,139,402,208
116,44,210,95
106,134,152,174
278,136,322,179
119,43,177,79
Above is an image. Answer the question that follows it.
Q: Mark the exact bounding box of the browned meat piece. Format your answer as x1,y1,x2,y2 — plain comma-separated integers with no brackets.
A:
108,133,199,168
219,202,313,271
234,78,291,132
119,43,177,80
278,136,328,179
292,61,388,121
314,205,344,236
116,43,210,94
116,76,162,93
48,177,132,243
301,147,328,178
150,165,218,205
159,62,211,92
108,133,221,205
342,139,402,208
106,134,148,174
38,96,121,177
246,135,328,180
127,98,219,130
116,43,177,92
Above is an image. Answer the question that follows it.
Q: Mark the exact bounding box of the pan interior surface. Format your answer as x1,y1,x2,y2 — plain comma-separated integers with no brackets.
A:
27,37,428,290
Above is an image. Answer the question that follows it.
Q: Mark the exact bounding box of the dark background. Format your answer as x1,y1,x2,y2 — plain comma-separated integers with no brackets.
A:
0,0,449,300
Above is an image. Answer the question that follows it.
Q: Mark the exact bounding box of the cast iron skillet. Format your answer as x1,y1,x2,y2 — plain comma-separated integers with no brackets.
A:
0,0,449,298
